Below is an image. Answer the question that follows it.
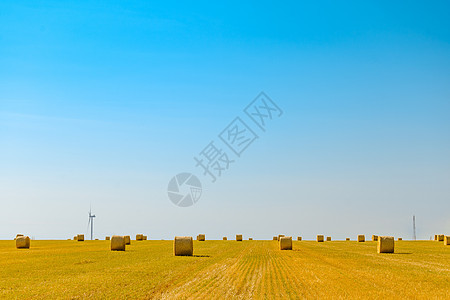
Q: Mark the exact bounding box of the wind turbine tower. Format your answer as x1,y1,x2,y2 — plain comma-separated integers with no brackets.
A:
88,208,96,240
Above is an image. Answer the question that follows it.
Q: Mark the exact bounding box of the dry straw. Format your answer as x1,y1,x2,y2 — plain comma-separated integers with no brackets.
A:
106,236,110,240
397,237,403,241
16,236,30,249
223,237,227,240
444,236,450,246
124,235,131,245
198,234,205,241
77,234,84,242
249,238,253,240
372,235,378,242
15,234,23,240
317,235,324,242
136,234,144,241
357,235,365,242
174,236,193,256
346,238,350,241
111,235,126,251
277,234,285,241
297,237,302,241
236,234,243,241
326,236,331,241
273,236,277,241
438,235,444,242
434,234,438,241
280,236,292,250
377,236,394,253
143,236,147,240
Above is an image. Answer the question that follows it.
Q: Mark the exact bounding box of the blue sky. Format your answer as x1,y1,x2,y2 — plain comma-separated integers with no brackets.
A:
1,1,449,240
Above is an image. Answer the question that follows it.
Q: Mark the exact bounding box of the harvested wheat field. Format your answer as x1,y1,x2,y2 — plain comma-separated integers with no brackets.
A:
0,240,448,299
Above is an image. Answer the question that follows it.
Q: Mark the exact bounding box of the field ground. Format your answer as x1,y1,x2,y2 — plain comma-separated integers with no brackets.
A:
0,240,448,299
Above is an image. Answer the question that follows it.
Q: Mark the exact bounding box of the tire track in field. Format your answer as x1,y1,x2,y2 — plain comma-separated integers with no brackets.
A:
275,251,314,298
156,242,287,299
232,246,259,297
154,242,252,299
271,246,291,298
212,242,265,299
246,245,270,297
274,251,301,298
260,243,280,298
254,241,299,299
201,243,254,298
255,245,271,298
232,242,279,299
263,241,303,299
283,245,345,298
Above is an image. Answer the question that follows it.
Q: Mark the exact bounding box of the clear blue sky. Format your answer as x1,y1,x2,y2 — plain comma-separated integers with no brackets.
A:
1,1,449,240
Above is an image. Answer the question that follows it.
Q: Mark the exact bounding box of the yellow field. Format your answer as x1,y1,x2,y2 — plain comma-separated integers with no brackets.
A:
0,240,448,299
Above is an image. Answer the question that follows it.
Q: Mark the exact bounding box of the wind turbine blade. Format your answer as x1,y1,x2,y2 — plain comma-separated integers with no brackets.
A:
86,217,90,233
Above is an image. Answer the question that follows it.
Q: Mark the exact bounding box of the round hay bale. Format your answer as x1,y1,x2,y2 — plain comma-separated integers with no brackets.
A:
317,235,324,242
111,235,126,251
280,236,292,250
16,236,30,249
249,238,253,240
437,234,444,242
377,236,394,253
198,234,205,241
15,234,24,240
297,237,302,241
444,236,450,246
236,234,243,241
77,234,84,242
357,235,365,242
277,234,285,241
106,236,110,241
143,236,147,240
73,236,77,240
326,236,332,241
124,235,131,245
397,237,402,241
223,237,227,240
174,236,193,256
372,235,378,242
136,234,144,241
346,238,350,241
273,236,277,241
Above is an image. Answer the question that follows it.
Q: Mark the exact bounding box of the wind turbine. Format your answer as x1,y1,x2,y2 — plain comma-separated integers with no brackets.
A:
87,207,96,240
